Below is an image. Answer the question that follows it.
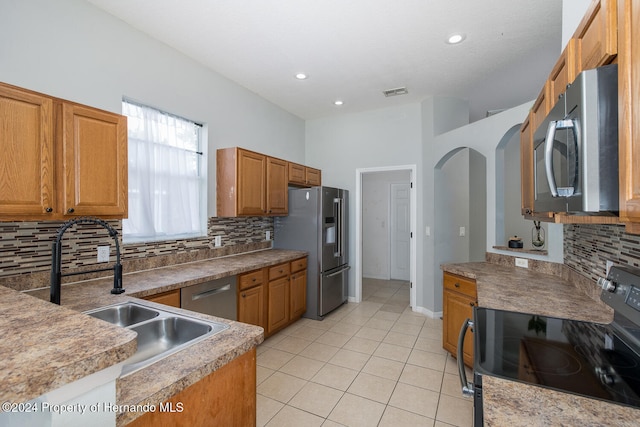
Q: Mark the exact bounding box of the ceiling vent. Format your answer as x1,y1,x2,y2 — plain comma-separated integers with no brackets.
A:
383,87,408,97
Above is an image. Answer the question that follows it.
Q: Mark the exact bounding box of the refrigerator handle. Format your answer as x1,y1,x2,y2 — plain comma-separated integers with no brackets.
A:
333,197,342,257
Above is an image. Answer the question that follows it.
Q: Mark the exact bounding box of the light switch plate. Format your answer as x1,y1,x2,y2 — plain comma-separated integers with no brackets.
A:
214,236,222,247
515,257,529,268
266,231,271,241
97,246,110,263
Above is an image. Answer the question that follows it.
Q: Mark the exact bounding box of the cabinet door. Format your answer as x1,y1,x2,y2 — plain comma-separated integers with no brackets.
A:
574,0,618,72
143,290,180,308
62,103,127,217
548,40,576,106
266,157,287,215
238,284,265,329
267,276,290,335
520,112,534,216
289,270,306,320
619,0,640,232
288,162,306,185
237,149,266,215
0,84,54,217
305,167,321,186
442,289,475,368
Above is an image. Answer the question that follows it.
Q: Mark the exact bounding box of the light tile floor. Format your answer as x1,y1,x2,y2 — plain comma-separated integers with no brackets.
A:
256,278,474,427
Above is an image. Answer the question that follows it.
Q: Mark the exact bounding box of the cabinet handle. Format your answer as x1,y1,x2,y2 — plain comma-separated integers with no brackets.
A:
67,208,75,214
242,293,246,298
252,278,256,282
470,302,475,307
45,207,53,213
454,282,460,288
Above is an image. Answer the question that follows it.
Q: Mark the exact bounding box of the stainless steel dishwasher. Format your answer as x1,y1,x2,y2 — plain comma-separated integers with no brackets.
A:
181,276,237,320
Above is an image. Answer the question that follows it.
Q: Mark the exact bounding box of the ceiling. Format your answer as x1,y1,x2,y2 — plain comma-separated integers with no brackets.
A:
85,0,563,122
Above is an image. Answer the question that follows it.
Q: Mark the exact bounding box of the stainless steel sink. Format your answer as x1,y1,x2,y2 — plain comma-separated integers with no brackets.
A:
87,303,159,327
84,302,229,375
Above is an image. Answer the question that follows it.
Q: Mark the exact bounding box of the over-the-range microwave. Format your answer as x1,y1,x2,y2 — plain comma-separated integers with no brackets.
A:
533,63,618,214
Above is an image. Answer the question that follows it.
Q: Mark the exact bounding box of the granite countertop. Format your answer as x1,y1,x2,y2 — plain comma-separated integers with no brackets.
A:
2,248,306,426
441,261,613,323
440,260,639,426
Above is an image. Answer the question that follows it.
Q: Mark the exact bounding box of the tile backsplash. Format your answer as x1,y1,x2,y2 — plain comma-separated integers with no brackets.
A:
563,223,640,282
0,217,273,290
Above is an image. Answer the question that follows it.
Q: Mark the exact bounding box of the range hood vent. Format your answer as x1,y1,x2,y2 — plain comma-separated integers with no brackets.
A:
383,87,408,97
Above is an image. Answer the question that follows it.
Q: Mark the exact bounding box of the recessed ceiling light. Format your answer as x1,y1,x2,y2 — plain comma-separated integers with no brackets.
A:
334,100,344,106
447,33,466,44
295,73,308,80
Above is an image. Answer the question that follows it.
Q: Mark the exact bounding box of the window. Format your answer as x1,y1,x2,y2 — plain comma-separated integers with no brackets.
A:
122,100,206,242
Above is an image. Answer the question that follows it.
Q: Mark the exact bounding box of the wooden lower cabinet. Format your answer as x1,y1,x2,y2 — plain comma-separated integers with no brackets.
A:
290,269,306,320
126,348,256,427
442,272,477,368
267,276,290,334
238,284,265,329
238,257,307,337
143,289,180,308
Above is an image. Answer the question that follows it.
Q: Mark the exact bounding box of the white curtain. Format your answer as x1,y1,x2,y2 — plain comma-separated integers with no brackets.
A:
122,101,205,242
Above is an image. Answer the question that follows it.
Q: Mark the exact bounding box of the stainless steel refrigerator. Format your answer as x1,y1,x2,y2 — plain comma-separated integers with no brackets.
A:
274,186,349,320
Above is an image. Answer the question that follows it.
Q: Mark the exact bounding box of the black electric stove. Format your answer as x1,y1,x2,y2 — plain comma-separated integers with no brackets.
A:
460,266,640,426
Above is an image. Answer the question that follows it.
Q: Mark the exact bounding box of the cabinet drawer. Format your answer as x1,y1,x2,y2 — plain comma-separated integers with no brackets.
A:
239,269,264,291
443,272,477,298
143,289,181,308
290,257,307,273
269,262,290,280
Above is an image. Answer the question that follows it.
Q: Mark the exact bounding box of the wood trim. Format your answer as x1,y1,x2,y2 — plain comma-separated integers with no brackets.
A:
126,349,256,427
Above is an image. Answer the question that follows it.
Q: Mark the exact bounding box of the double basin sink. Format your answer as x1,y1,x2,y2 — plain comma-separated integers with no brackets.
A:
85,301,229,375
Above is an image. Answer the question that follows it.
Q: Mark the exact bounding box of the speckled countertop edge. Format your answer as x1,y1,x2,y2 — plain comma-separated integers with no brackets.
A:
5,248,305,423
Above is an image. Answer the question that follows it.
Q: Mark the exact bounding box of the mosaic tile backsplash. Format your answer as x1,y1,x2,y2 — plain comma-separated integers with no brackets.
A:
0,217,273,288
563,224,640,282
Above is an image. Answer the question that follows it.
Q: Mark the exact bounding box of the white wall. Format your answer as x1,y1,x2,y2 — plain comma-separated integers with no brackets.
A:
562,0,594,47
0,0,305,217
305,104,423,302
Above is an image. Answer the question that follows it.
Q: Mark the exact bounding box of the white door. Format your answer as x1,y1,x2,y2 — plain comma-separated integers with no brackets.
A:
390,183,410,281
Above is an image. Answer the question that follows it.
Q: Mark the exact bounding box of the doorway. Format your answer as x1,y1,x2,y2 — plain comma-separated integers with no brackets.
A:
355,165,416,309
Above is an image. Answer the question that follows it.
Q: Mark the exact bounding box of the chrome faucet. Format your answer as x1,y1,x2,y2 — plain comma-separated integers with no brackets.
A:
50,216,125,305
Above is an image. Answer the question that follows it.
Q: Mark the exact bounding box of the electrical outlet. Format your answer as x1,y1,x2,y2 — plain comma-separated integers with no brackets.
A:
459,226,466,237
425,226,431,236
515,257,529,268
97,246,110,263
606,260,614,276
266,231,271,241
214,236,222,247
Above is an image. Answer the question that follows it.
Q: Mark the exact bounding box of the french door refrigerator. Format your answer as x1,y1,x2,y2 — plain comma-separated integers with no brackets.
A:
274,186,349,320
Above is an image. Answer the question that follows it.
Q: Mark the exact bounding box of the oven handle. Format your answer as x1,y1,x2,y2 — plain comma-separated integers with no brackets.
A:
457,318,475,397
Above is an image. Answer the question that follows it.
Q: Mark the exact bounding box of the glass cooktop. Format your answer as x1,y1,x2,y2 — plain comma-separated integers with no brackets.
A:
474,307,640,408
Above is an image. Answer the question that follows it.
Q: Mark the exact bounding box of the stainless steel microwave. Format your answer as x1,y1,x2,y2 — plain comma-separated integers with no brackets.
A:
533,63,618,214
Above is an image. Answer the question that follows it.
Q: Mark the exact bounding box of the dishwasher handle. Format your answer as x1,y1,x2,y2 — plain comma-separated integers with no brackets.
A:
457,318,475,397
190,284,232,301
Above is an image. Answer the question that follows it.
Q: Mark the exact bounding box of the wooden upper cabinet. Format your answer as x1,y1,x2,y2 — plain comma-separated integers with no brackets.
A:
217,147,288,217
574,0,618,72
237,149,267,216
0,82,127,221
548,40,576,106
0,84,54,217
531,84,550,132
288,161,322,187
618,0,640,232
288,162,306,186
266,157,288,215
61,103,127,217
305,167,321,186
